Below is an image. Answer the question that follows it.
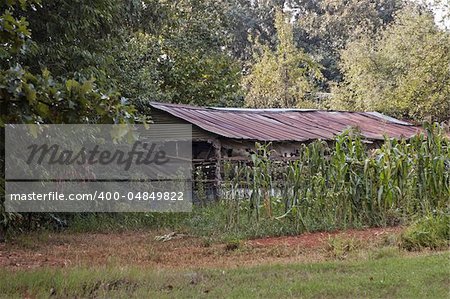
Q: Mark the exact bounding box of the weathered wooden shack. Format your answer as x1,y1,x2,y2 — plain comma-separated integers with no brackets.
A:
149,102,421,199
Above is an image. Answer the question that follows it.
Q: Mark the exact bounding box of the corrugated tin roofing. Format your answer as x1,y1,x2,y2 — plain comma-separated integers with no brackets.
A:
150,102,421,142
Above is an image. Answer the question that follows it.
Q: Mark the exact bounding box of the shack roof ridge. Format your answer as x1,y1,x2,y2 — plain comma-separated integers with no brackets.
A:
150,101,381,115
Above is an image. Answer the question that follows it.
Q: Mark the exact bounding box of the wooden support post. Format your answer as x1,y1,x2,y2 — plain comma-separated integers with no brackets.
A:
212,139,222,200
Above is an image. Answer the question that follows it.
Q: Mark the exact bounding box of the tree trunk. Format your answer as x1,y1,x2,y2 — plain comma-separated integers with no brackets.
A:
0,224,5,243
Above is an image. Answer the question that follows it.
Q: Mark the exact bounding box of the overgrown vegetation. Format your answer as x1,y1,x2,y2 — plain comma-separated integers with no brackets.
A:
1,0,449,242
400,213,450,251
332,6,450,121
221,124,449,234
3,125,448,243
244,9,323,108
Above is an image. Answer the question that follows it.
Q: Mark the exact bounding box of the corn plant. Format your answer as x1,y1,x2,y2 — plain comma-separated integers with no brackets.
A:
222,123,449,232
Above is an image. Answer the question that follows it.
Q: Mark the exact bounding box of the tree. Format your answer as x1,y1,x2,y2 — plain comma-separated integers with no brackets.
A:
295,0,405,84
16,0,128,86
331,7,450,122
244,9,322,108
9,0,244,107
144,0,243,107
222,0,286,61
0,0,138,241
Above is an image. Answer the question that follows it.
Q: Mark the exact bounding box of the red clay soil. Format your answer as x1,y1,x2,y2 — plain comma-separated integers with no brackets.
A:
0,226,403,270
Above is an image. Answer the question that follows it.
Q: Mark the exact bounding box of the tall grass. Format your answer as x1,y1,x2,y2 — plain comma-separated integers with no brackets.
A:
222,123,449,232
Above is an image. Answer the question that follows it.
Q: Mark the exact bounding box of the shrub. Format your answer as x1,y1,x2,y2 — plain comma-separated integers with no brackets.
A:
400,214,450,251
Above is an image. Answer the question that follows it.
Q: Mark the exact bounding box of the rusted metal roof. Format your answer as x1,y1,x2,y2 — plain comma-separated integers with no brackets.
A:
150,102,421,142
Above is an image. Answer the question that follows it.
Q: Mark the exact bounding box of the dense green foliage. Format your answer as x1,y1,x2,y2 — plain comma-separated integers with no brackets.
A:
222,125,449,232
332,7,450,122
114,0,243,106
2,0,448,115
400,213,450,250
0,0,138,125
0,0,137,239
244,9,323,108
1,0,244,109
295,0,405,84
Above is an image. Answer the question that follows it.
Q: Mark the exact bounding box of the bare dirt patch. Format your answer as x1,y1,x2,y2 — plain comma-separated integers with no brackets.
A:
0,227,403,271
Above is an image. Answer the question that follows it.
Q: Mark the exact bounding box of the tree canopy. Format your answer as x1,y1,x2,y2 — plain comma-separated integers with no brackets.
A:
295,0,405,84
331,6,450,122
244,9,322,108
2,8,136,125
1,0,449,121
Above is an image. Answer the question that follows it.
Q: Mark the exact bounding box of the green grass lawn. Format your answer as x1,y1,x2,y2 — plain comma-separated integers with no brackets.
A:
1,252,448,298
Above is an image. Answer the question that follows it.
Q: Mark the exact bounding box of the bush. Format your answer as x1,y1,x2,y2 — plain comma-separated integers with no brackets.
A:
400,214,450,251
